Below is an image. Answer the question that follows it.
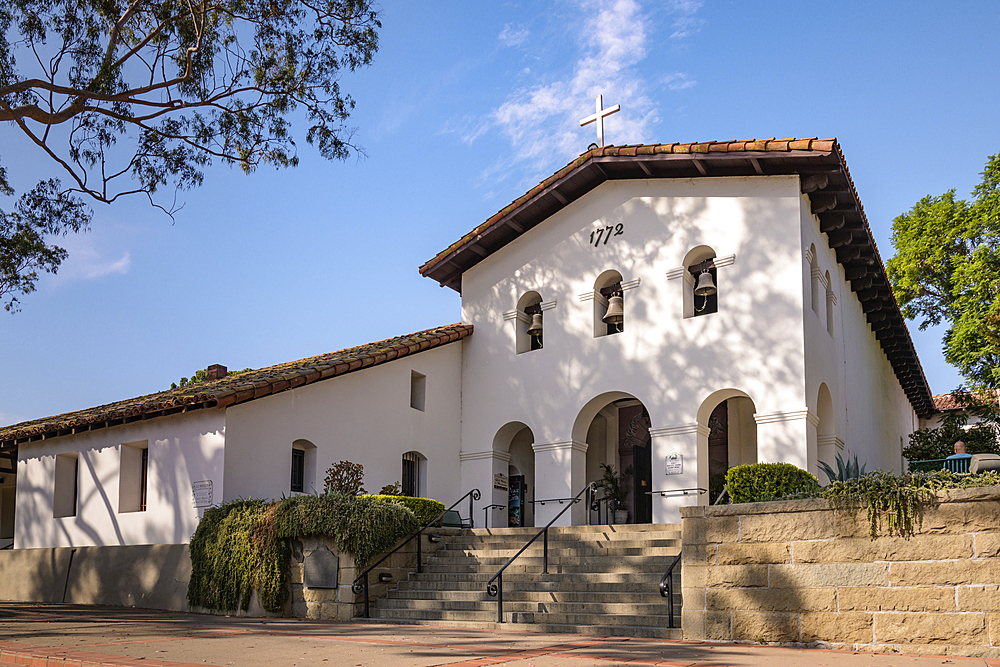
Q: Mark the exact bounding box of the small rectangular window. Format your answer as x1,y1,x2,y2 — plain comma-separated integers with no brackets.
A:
291,448,305,493
410,371,426,411
119,441,149,513
402,451,420,497
54,453,79,518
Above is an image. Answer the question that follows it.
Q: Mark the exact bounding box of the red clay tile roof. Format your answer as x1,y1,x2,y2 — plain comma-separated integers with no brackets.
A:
0,323,472,449
932,392,999,412
419,138,935,418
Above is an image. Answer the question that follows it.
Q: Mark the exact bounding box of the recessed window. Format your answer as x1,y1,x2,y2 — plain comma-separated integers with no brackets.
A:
680,246,719,319
402,451,426,497
291,440,317,494
809,245,821,315
119,441,149,513
825,271,835,336
54,453,79,518
410,371,426,411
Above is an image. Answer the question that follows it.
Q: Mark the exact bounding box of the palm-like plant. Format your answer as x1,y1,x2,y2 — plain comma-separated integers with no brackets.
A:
818,452,866,484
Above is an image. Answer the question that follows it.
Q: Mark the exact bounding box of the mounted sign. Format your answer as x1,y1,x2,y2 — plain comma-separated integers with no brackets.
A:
192,480,214,508
665,451,683,475
494,473,508,491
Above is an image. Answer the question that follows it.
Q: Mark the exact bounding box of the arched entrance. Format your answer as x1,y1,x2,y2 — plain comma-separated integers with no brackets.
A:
698,389,758,503
492,422,535,528
573,393,654,524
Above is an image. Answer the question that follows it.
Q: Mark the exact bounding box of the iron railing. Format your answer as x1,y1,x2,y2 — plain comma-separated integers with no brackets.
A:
485,482,596,623
352,488,481,618
909,457,971,474
659,551,682,628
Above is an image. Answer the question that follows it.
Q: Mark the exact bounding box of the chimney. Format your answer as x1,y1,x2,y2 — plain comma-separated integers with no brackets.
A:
206,364,228,381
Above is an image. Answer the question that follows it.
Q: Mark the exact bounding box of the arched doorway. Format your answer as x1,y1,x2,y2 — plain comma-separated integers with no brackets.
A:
698,390,758,503
573,393,653,524
493,422,535,528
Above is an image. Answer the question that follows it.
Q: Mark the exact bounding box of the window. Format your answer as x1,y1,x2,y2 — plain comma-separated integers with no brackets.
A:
809,245,821,314
402,451,425,497
290,440,317,494
54,453,78,518
410,371,426,411
291,449,305,493
677,246,723,319
825,271,836,336
119,441,149,513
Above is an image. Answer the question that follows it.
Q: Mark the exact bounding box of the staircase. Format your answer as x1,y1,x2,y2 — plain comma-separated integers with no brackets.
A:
363,523,683,639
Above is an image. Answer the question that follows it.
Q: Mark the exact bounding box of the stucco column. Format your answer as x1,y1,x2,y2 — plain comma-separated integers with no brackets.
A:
532,440,588,526
650,423,709,520
459,450,509,528
754,409,819,474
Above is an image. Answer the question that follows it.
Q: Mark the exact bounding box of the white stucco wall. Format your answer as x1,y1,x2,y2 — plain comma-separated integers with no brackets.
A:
14,409,225,549
459,176,810,525
799,196,917,479
223,342,463,506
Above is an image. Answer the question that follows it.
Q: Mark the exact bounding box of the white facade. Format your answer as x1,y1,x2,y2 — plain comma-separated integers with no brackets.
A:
3,139,935,548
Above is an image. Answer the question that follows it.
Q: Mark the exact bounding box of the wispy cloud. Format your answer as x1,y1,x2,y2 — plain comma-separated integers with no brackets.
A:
499,23,530,47
468,0,700,190
668,0,703,39
54,233,131,282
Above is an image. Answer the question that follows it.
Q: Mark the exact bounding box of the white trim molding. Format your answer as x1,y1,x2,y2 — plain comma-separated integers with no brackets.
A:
818,435,845,450
460,450,512,463
649,423,711,438
532,440,589,454
539,300,558,311
754,409,820,427
502,310,530,323
579,277,639,302
668,254,735,280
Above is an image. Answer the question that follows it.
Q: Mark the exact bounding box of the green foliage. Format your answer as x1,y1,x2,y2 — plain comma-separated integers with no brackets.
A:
187,493,419,614
726,463,819,504
886,153,1000,391
324,460,366,495
596,463,632,511
170,367,253,390
364,495,445,526
817,452,867,483
0,0,381,311
903,409,1000,461
379,482,402,496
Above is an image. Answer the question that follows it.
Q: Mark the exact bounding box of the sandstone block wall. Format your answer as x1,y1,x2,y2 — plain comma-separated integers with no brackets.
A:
681,487,1000,657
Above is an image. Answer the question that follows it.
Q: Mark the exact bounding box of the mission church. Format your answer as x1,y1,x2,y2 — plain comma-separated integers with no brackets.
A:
0,100,935,550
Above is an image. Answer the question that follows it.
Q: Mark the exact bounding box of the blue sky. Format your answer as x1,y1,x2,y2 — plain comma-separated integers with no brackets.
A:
3,0,999,426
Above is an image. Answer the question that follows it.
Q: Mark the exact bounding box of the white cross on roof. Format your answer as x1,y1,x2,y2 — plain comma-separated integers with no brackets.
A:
579,94,620,147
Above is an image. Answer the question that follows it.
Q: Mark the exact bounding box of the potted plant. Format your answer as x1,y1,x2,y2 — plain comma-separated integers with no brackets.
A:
597,463,632,524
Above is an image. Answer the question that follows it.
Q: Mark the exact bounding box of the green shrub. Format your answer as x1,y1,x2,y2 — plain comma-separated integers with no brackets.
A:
188,493,420,614
364,494,445,526
903,410,999,461
726,462,819,504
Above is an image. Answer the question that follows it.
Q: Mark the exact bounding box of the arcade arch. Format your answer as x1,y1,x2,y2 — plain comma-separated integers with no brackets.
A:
697,389,758,502
492,422,535,528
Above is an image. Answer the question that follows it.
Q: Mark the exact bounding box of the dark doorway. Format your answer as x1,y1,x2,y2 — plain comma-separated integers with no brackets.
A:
708,401,729,502
508,475,525,527
617,404,652,524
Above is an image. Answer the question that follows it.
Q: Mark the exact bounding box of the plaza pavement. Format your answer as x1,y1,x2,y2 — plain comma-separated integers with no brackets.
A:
0,603,996,667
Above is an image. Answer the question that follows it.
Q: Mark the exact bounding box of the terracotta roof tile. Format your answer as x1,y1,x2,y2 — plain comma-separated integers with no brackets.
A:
0,323,472,448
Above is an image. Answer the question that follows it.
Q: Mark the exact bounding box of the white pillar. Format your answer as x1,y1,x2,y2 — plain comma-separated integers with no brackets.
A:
460,450,510,528
649,422,709,522
532,440,588,526
754,408,818,472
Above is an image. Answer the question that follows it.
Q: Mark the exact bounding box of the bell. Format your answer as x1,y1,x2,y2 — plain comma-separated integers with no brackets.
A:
694,271,717,296
602,294,624,325
527,312,543,337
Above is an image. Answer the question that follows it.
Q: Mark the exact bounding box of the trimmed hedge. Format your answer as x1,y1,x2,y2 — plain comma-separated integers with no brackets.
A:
364,494,445,526
726,462,819,504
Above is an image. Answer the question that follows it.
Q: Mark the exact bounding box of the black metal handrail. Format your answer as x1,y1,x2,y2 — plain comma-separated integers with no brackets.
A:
486,482,596,623
659,551,682,628
352,488,481,618
482,503,506,527
644,487,707,497
528,496,578,505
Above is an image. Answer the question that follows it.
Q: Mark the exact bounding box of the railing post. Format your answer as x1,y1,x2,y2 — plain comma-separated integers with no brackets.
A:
469,492,475,528
496,573,503,623
417,531,423,574
667,571,674,628
543,527,548,575
362,573,370,618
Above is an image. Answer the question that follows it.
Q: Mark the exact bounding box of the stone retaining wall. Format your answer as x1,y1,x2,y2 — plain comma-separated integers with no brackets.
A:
680,487,1000,657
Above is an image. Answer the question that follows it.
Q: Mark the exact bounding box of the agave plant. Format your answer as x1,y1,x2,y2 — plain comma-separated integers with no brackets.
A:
818,451,866,483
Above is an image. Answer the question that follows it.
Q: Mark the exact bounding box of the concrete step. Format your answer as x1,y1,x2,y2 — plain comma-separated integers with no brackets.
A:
434,543,681,557
386,589,671,603
414,561,673,574
377,598,680,617
399,571,670,585
350,615,684,640
394,578,676,593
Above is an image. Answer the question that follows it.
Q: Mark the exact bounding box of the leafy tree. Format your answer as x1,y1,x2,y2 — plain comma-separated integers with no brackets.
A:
886,153,1000,391
1,0,380,311
323,460,365,495
902,409,999,461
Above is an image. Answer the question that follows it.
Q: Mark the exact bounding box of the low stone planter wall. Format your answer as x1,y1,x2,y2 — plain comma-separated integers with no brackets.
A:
680,487,1000,657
